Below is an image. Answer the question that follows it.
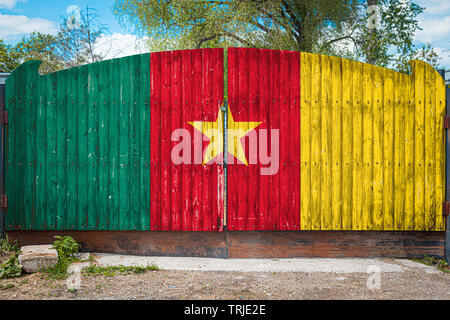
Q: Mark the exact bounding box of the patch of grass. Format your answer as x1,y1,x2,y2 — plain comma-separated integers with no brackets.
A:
413,255,450,273
0,252,22,279
82,264,159,277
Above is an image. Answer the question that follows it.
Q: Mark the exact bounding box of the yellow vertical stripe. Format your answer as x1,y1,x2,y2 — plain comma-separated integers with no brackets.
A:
300,53,311,230
299,55,445,231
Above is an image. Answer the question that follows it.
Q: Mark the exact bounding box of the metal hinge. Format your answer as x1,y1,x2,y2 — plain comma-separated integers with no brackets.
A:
0,195,7,208
444,115,450,129
443,202,450,216
1,111,7,125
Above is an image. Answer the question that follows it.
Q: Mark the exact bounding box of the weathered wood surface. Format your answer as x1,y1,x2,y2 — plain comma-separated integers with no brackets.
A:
7,231,444,258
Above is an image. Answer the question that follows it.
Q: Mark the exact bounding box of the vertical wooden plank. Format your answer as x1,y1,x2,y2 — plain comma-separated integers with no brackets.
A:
404,71,415,230
258,49,270,230
352,61,363,230
35,69,48,230
171,50,182,230
67,67,78,230
382,69,394,230
109,58,120,230
202,49,213,231
118,56,131,230
331,56,342,230
372,66,384,230
320,55,332,230
248,48,259,230
150,52,162,230
300,53,311,230
98,60,109,230
212,48,224,231
129,54,141,230
191,49,203,231
46,72,57,230
414,61,425,230
23,64,35,230
160,51,171,230
310,53,321,230
87,62,99,230
56,70,68,230
424,65,436,230
362,63,374,230
269,50,280,230
139,53,151,230
181,50,192,231
435,71,445,231
289,51,301,230
77,65,88,229
341,58,353,230
394,73,406,230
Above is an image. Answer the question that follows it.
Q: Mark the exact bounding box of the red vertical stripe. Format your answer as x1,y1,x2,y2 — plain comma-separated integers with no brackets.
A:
150,49,223,231
227,48,300,231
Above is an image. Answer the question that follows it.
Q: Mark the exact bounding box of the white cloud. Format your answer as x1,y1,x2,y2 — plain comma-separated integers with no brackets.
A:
94,33,149,60
0,13,56,39
0,0,26,10
416,15,450,44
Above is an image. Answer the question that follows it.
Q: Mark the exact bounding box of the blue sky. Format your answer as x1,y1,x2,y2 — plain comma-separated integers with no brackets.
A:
0,0,449,68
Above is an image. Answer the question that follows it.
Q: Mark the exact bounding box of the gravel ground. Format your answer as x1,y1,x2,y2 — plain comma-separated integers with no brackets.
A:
0,258,449,300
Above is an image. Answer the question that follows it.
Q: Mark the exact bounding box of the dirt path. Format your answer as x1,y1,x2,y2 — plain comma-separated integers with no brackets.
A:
1,259,449,300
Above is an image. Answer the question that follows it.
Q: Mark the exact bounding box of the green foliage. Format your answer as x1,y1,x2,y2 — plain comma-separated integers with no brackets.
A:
82,264,159,277
413,255,450,273
45,236,81,279
0,252,22,279
113,0,436,71
0,235,19,254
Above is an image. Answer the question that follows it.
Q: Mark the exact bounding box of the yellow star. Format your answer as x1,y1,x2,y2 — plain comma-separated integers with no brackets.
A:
188,105,262,165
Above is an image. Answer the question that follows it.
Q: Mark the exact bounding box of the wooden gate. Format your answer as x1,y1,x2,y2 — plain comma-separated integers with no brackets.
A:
3,48,446,232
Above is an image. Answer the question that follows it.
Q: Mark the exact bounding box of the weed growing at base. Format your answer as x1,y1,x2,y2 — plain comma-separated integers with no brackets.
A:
413,255,450,273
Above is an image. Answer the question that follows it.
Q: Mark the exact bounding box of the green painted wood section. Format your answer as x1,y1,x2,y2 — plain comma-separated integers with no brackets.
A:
4,54,151,230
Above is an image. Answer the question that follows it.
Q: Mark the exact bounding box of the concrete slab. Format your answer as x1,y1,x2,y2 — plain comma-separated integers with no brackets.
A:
19,244,58,273
90,253,432,274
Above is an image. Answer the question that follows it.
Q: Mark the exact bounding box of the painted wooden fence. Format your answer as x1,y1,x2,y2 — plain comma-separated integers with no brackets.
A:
3,48,446,232
300,53,446,231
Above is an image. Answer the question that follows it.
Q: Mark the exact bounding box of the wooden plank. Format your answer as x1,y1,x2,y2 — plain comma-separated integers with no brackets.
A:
109,58,120,230
414,61,425,230
119,56,131,230
300,53,311,230
424,65,436,231
435,70,445,231
331,56,342,230
341,58,353,230
181,50,193,231
150,52,161,230
67,67,78,230
258,49,270,230
56,69,68,230
394,73,406,230
362,63,374,230
372,66,384,230
404,71,415,230
320,54,332,230
6,231,444,259
382,69,394,230
98,60,109,230
310,53,321,230
352,61,363,230
46,72,57,230
87,62,99,230
139,53,151,230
